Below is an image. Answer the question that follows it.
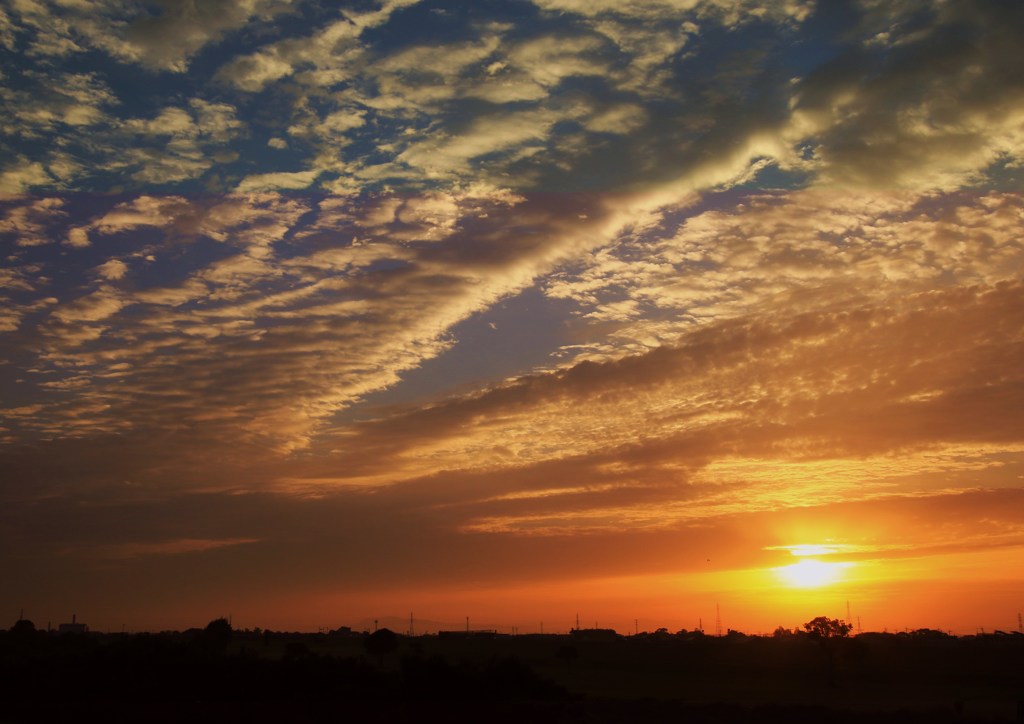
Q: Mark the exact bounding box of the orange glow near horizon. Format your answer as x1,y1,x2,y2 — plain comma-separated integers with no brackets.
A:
39,539,1024,636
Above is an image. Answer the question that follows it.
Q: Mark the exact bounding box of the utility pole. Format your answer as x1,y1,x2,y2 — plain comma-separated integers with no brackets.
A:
715,603,722,637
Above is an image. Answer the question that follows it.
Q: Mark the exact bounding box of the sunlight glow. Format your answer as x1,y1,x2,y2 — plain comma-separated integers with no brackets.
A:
775,559,852,588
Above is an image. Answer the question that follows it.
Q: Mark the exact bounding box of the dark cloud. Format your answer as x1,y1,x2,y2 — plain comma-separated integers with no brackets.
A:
794,0,1024,189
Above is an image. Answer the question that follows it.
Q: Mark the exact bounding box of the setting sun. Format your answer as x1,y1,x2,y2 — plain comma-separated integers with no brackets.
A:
776,559,852,589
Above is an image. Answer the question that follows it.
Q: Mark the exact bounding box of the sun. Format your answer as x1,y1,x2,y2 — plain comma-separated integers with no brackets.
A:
775,559,850,588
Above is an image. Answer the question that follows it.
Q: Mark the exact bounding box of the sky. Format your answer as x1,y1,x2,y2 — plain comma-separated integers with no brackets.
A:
1,0,1023,636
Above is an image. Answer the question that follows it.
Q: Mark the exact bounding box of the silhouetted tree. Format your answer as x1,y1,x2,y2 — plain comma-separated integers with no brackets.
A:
201,617,233,651
9,619,36,635
803,616,851,684
803,616,850,639
8,618,41,648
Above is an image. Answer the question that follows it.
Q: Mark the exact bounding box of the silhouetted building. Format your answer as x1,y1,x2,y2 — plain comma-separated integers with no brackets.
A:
57,614,87,634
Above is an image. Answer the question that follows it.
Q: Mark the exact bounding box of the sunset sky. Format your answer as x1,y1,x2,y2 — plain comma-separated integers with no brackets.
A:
2,0,1023,636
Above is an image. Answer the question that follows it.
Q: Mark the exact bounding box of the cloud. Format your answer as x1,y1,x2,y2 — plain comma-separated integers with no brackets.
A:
3,191,597,458
210,2,803,194
395,106,572,178
0,7,16,51
3,461,1019,621
94,259,127,280
298,274,1024,525
50,286,126,324
0,71,116,138
106,99,245,184
0,262,48,332
0,197,66,246
530,0,813,25
9,181,1021,484
788,0,1024,190
543,189,1024,358
115,0,297,72
217,0,422,92
0,159,53,195
235,170,321,193
0,62,241,190
3,0,1018,202
3,0,298,72
80,195,195,238
86,537,261,560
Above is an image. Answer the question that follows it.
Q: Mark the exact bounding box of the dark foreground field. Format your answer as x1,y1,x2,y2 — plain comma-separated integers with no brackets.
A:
2,624,1022,723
